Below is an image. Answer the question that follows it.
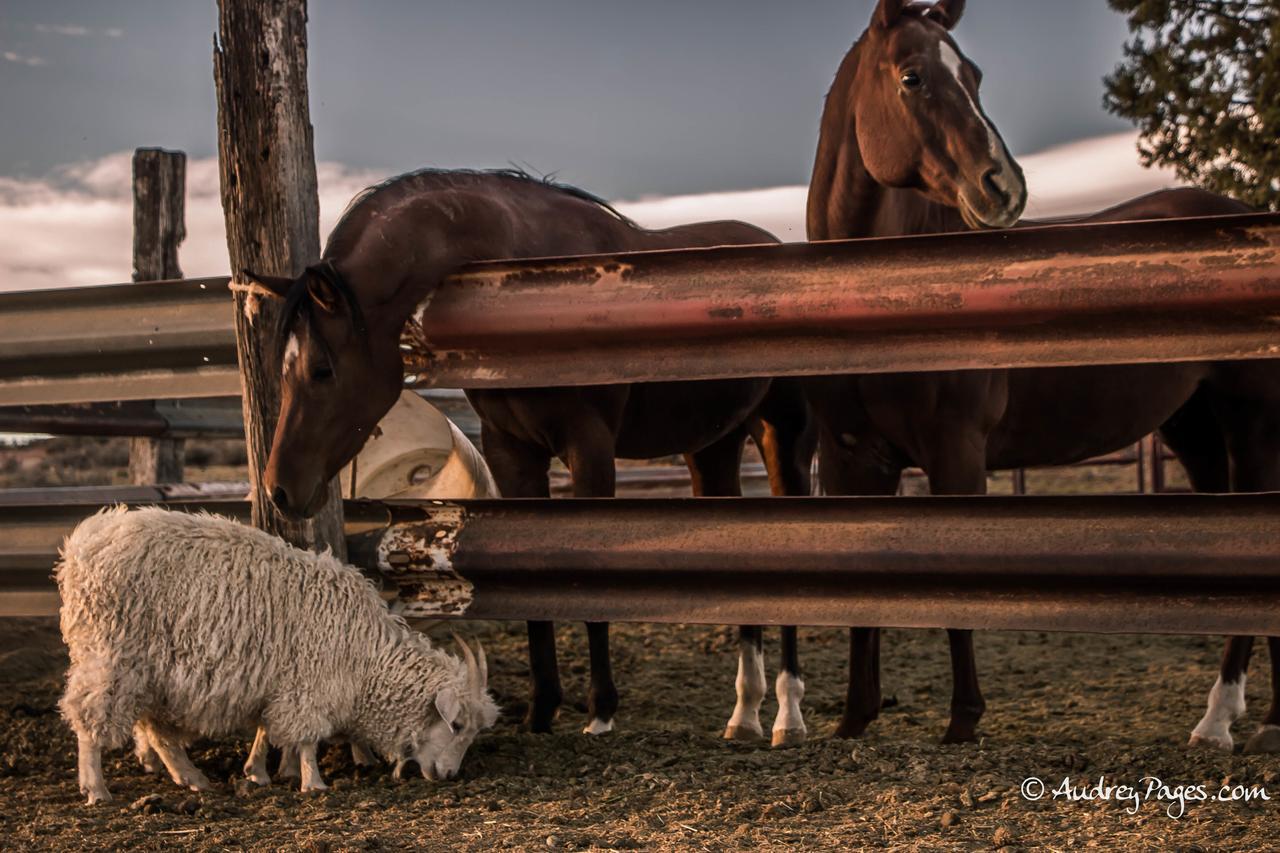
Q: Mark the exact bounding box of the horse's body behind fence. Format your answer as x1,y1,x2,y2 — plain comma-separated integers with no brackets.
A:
805,0,1280,748
251,169,815,743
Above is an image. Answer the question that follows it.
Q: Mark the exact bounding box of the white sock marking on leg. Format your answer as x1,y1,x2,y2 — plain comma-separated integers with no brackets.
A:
772,671,806,738
1190,674,1246,750
725,639,766,737
583,718,615,735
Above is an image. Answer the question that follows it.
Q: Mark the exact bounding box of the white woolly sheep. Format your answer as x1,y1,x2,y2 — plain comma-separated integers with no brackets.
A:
57,506,499,804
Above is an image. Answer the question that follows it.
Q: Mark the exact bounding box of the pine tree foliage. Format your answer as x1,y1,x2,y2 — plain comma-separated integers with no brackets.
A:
1104,0,1280,209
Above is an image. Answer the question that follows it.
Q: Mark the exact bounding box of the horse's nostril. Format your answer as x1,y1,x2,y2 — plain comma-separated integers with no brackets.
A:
982,169,1009,206
270,486,291,512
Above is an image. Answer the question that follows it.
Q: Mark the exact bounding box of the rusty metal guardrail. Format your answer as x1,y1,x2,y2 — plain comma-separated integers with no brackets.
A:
5,495,1279,634
3,213,1279,406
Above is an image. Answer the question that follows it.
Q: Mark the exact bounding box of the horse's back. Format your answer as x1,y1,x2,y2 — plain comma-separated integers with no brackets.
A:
1078,187,1252,223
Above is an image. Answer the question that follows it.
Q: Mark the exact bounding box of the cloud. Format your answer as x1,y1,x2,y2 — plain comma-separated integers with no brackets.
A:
33,23,123,38
615,131,1185,236
0,154,386,292
2,51,47,67
0,131,1186,293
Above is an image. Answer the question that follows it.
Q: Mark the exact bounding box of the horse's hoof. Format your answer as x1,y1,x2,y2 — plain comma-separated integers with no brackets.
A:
771,728,807,749
832,719,872,740
1243,725,1280,754
582,718,614,735
1188,732,1234,752
940,726,979,745
723,724,764,742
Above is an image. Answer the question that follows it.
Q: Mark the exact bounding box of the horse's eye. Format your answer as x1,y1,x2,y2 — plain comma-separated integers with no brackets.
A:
311,365,334,383
900,70,922,91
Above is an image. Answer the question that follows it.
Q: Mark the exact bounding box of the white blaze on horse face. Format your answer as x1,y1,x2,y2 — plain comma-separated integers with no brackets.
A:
936,40,1022,205
1189,674,1247,751
724,638,766,740
282,333,301,377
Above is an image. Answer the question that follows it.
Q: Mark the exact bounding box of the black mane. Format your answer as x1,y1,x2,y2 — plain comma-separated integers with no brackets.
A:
330,167,638,239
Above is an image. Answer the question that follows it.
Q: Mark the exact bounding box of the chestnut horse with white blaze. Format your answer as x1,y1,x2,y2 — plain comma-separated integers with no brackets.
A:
249,169,815,743
806,0,1280,748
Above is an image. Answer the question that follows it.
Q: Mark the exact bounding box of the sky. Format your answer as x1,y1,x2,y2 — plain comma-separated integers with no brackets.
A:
0,1,1184,291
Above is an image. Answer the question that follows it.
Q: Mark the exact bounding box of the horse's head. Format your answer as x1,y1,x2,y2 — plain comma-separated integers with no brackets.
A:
845,0,1026,228
247,262,406,518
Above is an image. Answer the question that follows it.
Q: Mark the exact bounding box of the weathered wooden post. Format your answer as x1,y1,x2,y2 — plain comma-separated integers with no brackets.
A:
128,148,186,485
213,0,345,554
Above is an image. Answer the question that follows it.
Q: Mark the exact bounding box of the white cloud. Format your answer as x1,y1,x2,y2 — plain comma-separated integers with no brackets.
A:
615,131,1185,236
2,51,47,67
33,23,124,38
0,131,1186,293
0,154,385,292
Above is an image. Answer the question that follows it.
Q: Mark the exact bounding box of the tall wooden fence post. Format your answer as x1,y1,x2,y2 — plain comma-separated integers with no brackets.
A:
129,148,186,485
213,0,345,555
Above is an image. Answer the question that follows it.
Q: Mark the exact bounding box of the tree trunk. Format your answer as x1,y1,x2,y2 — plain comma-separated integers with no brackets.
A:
129,148,186,486
213,0,345,556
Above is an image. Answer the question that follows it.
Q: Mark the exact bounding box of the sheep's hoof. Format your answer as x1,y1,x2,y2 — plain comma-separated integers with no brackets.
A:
723,723,764,742
300,781,329,794
244,770,271,787
1243,725,1280,754
82,787,112,806
771,728,807,749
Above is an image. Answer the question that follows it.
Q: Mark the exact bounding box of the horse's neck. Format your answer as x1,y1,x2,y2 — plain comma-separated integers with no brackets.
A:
807,80,966,241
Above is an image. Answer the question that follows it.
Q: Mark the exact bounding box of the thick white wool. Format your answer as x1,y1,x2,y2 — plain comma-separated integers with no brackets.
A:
57,506,494,764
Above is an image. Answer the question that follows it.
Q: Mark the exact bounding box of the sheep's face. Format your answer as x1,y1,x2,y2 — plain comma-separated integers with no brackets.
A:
410,687,500,780
401,637,499,781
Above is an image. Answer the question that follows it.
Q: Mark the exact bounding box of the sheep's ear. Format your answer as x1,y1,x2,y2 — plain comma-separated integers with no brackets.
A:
435,688,462,730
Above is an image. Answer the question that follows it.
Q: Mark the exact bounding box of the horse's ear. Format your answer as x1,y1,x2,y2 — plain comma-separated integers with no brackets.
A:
241,269,293,300
874,0,906,28
926,0,965,30
305,270,341,314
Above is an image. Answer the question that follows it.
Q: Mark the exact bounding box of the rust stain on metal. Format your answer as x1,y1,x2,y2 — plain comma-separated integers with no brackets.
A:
376,506,474,617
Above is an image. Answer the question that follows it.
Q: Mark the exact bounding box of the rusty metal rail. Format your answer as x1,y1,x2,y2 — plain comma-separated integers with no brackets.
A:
407,212,1280,387
6,495,1280,634
3,213,1279,406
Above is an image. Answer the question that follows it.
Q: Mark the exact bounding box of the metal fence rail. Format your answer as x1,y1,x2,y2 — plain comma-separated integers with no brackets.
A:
5,495,1280,634
3,213,1279,406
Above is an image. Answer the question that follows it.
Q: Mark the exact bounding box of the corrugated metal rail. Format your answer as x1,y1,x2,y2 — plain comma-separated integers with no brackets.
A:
3,213,1279,406
5,495,1279,634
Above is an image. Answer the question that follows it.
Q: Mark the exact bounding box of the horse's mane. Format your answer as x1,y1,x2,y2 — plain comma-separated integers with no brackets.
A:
281,168,635,347
330,167,638,239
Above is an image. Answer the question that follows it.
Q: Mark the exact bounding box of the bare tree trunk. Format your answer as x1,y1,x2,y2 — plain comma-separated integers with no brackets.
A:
129,148,186,486
213,0,345,555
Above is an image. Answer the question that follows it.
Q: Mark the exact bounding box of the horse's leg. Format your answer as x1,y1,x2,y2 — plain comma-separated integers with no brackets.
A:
1216,394,1280,752
924,429,989,745
481,424,560,733
749,379,818,747
685,431,765,741
1190,637,1253,751
1244,638,1280,753
819,428,903,739
1158,391,1249,751
564,415,620,735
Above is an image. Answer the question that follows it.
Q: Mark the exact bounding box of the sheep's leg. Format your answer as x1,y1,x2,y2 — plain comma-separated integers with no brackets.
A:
146,728,211,792
132,723,164,774
244,727,272,786
350,742,378,767
77,732,111,805
297,742,328,793
277,744,301,780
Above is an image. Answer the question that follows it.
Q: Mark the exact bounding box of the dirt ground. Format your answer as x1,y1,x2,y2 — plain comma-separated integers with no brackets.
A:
2,614,1277,851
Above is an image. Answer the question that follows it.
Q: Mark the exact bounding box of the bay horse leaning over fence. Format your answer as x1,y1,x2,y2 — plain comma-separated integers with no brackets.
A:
244,169,817,744
805,0,1280,749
